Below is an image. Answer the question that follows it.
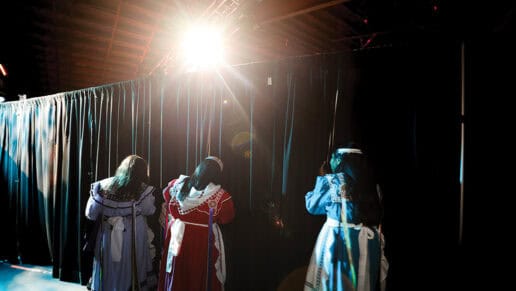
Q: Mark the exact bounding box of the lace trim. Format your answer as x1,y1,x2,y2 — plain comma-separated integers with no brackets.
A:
101,183,148,202
170,189,225,215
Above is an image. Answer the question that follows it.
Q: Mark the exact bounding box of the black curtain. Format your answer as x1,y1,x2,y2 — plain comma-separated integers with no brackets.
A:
1,40,462,290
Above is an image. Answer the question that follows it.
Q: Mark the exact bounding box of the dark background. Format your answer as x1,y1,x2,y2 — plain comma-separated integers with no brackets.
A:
1,1,515,290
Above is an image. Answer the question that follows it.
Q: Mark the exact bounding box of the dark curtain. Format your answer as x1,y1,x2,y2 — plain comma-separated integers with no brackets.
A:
0,54,355,288
220,55,363,290
0,80,166,283
0,94,92,282
1,41,462,290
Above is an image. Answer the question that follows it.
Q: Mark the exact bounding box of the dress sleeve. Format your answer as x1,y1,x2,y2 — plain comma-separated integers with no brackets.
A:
216,191,235,224
85,184,102,220
139,187,156,216
147,188,166,257
161,179,178,228
305,175,332,215
162,179,178,204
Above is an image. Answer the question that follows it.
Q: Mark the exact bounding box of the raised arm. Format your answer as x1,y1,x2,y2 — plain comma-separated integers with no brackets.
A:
305,175,332,215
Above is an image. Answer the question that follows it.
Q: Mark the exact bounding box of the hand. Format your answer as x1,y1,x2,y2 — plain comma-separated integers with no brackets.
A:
319,160,330,176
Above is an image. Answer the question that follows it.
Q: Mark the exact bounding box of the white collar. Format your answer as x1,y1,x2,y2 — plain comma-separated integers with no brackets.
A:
173,176,221,212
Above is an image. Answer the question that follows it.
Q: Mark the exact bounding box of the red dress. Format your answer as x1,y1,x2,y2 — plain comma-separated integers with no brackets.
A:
158,176,235,291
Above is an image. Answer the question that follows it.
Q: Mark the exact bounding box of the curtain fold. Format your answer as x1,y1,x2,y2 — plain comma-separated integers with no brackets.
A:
0,54,357,289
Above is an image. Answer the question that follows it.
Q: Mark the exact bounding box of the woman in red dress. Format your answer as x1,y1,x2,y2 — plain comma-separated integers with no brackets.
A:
158,156,235,291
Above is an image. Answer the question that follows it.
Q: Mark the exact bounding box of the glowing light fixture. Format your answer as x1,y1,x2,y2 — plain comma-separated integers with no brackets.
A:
0,64,7,76
180,24,224,71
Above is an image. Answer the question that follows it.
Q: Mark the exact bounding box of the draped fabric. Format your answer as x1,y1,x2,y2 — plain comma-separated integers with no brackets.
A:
0,93,94,282
0,54,365,289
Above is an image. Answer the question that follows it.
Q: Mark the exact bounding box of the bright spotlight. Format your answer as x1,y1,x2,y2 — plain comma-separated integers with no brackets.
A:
180,24,224,71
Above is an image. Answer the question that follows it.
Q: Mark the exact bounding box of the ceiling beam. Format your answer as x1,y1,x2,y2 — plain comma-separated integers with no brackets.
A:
137,0,171,75
31,21,149,52
256,0,350,26
31,6,156,41
103,0,123,81
31,45,139,72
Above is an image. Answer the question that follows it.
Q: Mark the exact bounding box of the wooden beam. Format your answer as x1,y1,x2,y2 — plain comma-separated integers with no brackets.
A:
103,0,123,82
257,0,349,26
31,6,156,40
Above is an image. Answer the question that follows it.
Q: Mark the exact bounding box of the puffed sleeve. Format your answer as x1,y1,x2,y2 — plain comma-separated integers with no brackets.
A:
305,175,332,215
160,179,178,228
139,187,156,216
216,191,235,224
162,179,178,204
85,183,102,220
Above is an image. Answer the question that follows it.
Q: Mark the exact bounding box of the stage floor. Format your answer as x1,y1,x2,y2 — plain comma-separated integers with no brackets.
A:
0,261,85,291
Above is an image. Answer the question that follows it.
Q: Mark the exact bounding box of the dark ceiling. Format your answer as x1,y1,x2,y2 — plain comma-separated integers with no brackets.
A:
0,0,514,100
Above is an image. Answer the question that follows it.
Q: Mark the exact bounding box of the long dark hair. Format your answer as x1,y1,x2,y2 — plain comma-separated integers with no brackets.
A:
333,145,382,226
177,158,222,202
105,155,149,199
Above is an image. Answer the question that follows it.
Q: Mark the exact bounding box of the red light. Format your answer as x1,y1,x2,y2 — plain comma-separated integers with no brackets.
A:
363,18,368,25
433,5,438,12
273,218,284,228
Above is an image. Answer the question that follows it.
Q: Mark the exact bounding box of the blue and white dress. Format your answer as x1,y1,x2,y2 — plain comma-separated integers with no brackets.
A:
85,178,156,291
304,173,388,291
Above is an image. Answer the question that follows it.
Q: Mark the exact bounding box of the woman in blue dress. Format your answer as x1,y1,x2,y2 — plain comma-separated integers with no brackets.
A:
85,155,157,291
304,145,388,291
